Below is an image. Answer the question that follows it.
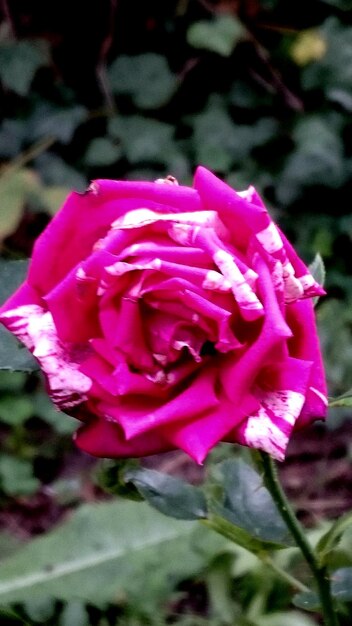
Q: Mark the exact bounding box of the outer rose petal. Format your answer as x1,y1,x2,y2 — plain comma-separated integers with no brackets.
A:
75,417,172,458
28,180,201,295
286,299,328,427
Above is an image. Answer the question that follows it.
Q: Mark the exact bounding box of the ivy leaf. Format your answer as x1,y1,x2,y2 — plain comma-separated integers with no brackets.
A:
187,14,245,57
0,40,50,96
84,137,122,167
109,53,177,109
109,116,174,164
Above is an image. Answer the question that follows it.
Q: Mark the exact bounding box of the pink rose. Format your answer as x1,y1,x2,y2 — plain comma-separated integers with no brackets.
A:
0,167,327,463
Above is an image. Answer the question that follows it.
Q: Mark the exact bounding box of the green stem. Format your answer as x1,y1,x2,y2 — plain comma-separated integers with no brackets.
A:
261,555,310,594
259,452,339,626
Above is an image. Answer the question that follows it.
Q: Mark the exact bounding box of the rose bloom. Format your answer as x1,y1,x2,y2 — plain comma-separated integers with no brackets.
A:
0,167,327,463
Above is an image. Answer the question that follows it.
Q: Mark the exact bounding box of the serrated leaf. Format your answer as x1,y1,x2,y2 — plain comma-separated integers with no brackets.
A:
0,500,218,605
207,459,292,553
0,259,37,372
308,253,326,288
124,468,207,520
0,40,50,96
317,512,352,566
109,53,177,109
308,253,325,306
187,15,245,57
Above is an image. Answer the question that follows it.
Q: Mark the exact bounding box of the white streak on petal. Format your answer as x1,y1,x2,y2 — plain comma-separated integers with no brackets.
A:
259,389,305,426
213,249,263,318
1,305,91,409
202,270,231,292
76,267,87,280
237,186,256,202
309,387,328,406
282,262,304,303
169,223,198,246
244,409,287,461
299,274,316,290
256,222,283,254
111,208,230,239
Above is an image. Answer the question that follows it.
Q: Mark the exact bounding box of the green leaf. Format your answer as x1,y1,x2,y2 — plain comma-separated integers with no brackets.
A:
0,396,33,426
28,104,87,145
84,137,122,167
276,115,345,204
59,602,88,626
207,459,292,553
32,392,76,435
328,393,352,408
23,597,56,623
257,611,318,626
187,15,245,57
308,253,326,306
0,259,37,372
0,500,218,604
308,253,325,289
316,512,352,567
109,116,174,164
0,454,39,496
303,18,352,97
35,154,87,191
330,567,352,601
191,96,277,172
0,169,41,239
124,467,207,520
0,40,50,96
293,567,352,610
109,53,177,109
0,120,26,158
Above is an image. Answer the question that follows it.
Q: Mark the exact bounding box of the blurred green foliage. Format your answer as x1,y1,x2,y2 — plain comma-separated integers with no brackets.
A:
1,1,352,624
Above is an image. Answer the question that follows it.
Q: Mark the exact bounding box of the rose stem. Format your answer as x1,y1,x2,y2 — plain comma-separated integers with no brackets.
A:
259,451,340,626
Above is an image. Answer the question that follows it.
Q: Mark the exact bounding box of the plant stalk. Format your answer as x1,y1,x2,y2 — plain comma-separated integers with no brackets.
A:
259,451,339,626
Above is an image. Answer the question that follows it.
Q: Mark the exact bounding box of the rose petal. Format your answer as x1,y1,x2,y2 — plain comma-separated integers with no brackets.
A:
233,357,312,460
96,366,220,440
286,299,328,427
28,180,201,295
75,417,172,458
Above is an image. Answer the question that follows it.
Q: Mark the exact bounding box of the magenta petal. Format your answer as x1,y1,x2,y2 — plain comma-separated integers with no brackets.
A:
0,281,42,317
162,392,259,464
233,357,312,460
286,299,328,427
75,417,172,458
221,254,292,403
101,366,220,440
194,166,269,249
28,180,201,295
